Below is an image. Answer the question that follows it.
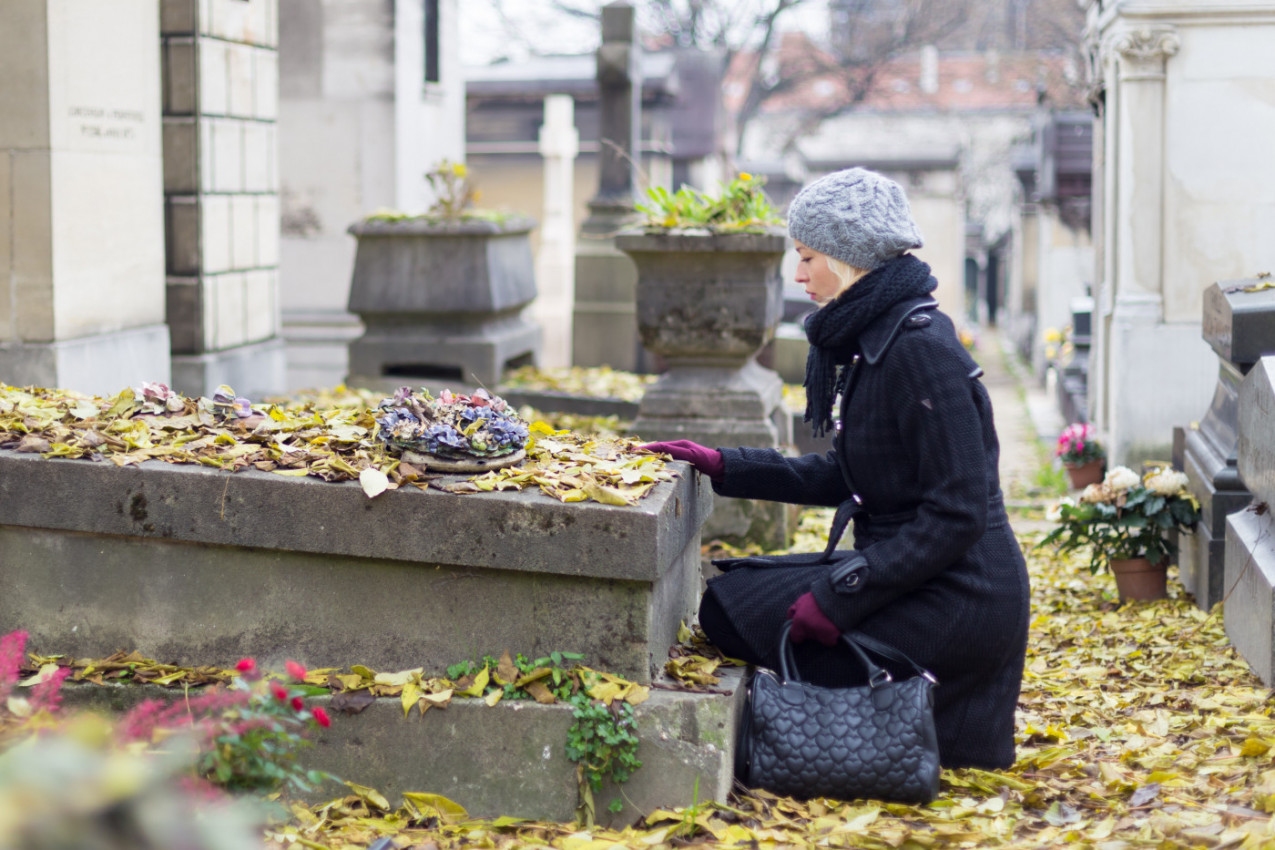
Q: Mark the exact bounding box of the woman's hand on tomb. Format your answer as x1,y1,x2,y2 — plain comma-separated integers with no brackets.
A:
640,440,725,482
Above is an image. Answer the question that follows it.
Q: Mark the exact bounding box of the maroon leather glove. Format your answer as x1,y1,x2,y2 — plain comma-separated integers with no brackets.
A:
641,440,725,482
787,592,840,647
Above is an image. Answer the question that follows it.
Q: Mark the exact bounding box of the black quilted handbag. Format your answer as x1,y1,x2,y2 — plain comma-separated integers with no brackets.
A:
735,621,941,803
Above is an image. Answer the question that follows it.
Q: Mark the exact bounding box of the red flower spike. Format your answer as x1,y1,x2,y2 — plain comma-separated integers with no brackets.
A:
271,683,288,701
285,659,307,681
235,658,256,673
313,707,331,728
291,696,304,712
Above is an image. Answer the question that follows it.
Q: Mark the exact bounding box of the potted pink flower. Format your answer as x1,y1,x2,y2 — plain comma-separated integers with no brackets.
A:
1056,422,1106,489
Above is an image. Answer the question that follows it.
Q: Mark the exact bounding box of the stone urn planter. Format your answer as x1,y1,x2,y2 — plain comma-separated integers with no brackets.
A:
345,216,540,388
1110,556,1169,602
615,229,790,447
617,228,793,549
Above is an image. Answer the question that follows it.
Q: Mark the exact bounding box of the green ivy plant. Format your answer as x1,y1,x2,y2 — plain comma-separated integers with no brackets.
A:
636,172,783,233
566,694,641,821
447,649,642,823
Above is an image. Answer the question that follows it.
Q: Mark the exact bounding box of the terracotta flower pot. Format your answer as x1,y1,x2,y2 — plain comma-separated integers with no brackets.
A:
1109,556,1168,601
1065,458,1105,489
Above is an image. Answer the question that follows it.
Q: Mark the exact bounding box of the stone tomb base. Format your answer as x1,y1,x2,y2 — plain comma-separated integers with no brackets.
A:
0,449,710,684
0,323,172,397
347,313,539,390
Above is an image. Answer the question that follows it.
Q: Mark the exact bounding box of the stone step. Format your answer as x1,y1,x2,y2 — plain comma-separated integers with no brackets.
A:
58,669,747,825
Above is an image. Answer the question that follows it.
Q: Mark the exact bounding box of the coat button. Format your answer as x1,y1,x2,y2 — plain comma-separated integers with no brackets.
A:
905,314,932,328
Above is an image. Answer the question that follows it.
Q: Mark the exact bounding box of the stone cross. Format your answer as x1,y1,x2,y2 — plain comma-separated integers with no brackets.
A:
590,2,642,219
572,1,647,371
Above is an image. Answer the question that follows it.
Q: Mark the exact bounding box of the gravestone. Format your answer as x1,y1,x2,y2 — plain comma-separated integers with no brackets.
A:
0,447,702,683
1180,281,1275,610
572,2,646,373
1056,296,1092,425
1224,352,1275,684
4,444,741,821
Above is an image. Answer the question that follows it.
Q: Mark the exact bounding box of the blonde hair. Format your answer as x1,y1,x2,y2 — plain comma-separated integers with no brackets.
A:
825,255,870,301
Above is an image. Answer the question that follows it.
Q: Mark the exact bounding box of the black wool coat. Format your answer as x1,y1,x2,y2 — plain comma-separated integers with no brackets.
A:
706,295,1030,770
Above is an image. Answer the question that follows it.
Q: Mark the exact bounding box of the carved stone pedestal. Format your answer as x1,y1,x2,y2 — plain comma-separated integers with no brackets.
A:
345,217,540,388
619,230,794,549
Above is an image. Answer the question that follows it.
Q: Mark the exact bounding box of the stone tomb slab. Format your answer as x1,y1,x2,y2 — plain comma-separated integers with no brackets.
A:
0,449,710,683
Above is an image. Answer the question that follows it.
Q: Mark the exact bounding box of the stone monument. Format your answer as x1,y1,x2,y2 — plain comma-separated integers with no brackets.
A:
1082,2,1275,466
1180,281,1275,611
0,0,171,394
572,2,647,373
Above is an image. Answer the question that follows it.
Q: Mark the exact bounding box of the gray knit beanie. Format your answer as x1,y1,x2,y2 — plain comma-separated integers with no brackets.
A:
787,167,924,271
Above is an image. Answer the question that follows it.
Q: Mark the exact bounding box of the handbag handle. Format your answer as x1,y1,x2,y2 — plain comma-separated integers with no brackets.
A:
778,621,937,688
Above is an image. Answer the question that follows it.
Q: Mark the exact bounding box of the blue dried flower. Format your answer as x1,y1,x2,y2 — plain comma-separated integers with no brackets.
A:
484,417,529,449
375,408,421,444
426,424,468,453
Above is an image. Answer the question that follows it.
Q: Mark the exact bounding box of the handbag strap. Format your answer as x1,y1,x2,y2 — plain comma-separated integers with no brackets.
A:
777,622,937,687
847,631,939,684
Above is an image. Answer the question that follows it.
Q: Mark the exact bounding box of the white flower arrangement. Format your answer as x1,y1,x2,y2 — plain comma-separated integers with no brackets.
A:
1040,463,1201,574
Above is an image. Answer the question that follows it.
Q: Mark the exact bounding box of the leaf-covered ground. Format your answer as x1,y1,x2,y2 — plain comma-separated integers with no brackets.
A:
263,508,1275,850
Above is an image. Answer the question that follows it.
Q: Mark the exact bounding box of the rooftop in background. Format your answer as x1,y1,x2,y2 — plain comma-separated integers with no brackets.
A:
464,52,678,98
726,32,1088,118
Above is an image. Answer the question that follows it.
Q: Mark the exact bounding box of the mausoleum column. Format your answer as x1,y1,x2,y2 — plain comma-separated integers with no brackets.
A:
1099,27,1180,461
1109,26,1178,306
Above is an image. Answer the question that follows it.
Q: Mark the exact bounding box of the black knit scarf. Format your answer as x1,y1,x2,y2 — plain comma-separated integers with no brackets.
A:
803,253,937,437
